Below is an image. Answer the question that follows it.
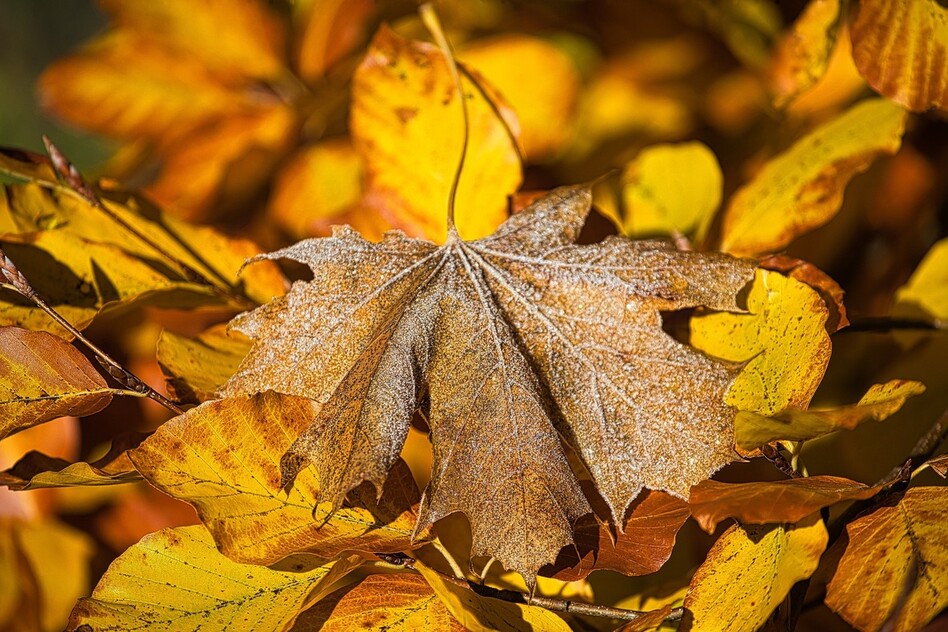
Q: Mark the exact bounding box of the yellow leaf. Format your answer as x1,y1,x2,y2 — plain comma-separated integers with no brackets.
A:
268,140,366,240
616,142,722,242
826,487,948,632
130,392,420,565
416,562,572,632
98,0,287,81
350,26,522,242
297,573,465,631
784,26,867,116
294,0,375,82
0,327,112,440
67,526,363,632
682,515,828,632
719,98,906,256
769,0,843,109
734,379,926,449
157,325,252,404
896,237,948,320
691,269,831,415
461,35,581,161
850,0,948,112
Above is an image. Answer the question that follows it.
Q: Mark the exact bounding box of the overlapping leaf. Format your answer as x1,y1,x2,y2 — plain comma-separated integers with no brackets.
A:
682,515,828,632
719,98,906,256
689,476,881,532
131,392,420,566
222,185,755,582
68,526,363,632
156,325,251,404
768,0,843,108
825,487,948,632
734,379,925,449
0,327,112,439
0,433,144,490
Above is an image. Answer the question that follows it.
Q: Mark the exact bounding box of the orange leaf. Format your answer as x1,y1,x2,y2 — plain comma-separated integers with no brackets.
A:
850,0,948,112
688,476,880,533
769,0,844,109
294,0,375,82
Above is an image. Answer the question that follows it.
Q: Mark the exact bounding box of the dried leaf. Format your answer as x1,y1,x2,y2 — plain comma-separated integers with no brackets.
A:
825,487,948,632
682,515,828,632
351,26,522,242
615,605,674,632
691,269,832,416
157,325,251,404
461,35,581,160
896,237,948,320
67,526,363,631
0,433,144,490
734,379,926,449
759,255,849,332
223,185,755,582
769,0,843,108
925,454,948,478
614,142,722,242
295,573,465,631
719,98,906,256
849,0,948,112
0,327,112,440
689,476,880,533
544,490,690,581
416,562,572,632
130,392,420,565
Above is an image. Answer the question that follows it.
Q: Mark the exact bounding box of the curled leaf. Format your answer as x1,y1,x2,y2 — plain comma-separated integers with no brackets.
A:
0,326,112,440
826,487,948,632
734,379,926,449
689,475,880,533
720,98,906,256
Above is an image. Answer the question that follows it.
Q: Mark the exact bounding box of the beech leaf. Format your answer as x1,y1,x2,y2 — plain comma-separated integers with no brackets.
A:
719,98,906,256
682,515,828,632
68,526,363,632
156,325,251,404
734,379,926,449
0,433,143,490
825,487,948,632
0,326,112,439
688,475,881,533
222,184,755,583
768,0,843,109
130,392,421,565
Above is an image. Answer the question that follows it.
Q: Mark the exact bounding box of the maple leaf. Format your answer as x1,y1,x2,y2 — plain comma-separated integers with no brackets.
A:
222,184,754,581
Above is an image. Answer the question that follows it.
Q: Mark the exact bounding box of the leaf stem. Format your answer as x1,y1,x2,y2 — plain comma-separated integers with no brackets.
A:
0,245,184,415
429,538,468,580
420,3,467,240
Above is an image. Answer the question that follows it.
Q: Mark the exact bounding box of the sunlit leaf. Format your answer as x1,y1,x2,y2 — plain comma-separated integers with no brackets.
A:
849,0,948,112
294,0,375,82
613,142,722,242
267,139,367,241
689,476,880,533
351,26,522,242
130,392,420,565
157,325,251,404
691,269,831,416
769,0,843,108
67,526,363,632
896,237,948,320
461,35,581,161
682,515,828,632
0,327,112,439
734,379,926,449
296,573,465,631
825,487,948,632
543,490,689,581
0,433,144,490
416,561,572,632
719,98,906,256
759,255,849,332
223,186,755,582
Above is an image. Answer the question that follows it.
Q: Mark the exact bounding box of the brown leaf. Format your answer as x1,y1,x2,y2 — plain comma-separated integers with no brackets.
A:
825,487,948,632
0,327,112,440
615,604,674,632
688,476,880,533
926,454,948,478
222,185,755,582
759,255,849,332
543,490,689,581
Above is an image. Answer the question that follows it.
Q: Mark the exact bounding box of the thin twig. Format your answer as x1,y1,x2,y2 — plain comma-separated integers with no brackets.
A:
0,245,183,415
429,538,468,580
837,316,943,334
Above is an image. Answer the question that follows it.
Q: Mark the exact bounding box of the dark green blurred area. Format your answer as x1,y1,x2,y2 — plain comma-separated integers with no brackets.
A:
0,0,112,169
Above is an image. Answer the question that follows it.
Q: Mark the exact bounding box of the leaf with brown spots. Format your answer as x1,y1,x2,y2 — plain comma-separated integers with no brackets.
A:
221,184,755,584
689,476,881,533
